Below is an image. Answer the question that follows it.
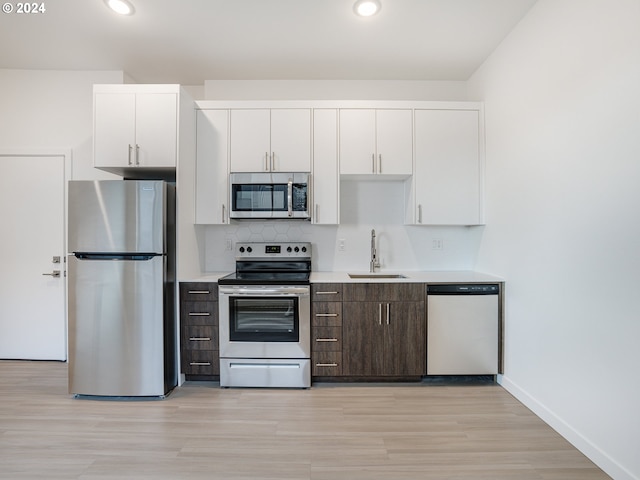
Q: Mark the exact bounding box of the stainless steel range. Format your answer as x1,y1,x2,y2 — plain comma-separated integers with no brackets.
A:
218,242,311,388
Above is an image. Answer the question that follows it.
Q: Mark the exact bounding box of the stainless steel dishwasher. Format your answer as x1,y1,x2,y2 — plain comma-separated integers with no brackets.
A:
427,284,499,375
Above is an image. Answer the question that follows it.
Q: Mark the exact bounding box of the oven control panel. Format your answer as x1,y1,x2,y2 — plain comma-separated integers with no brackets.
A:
235,242,311,259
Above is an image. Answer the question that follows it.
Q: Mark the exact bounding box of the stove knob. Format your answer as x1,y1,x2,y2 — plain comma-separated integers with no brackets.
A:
239,246,245,253
247,246,252,253
301,246,307,253
286,246,292,253
294,246,300,253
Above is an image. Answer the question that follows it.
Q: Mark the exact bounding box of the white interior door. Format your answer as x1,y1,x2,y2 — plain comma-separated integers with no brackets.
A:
0,153,67,360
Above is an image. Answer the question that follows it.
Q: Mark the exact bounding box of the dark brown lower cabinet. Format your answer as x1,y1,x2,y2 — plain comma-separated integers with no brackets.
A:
179,282,219,379
342,283,426,377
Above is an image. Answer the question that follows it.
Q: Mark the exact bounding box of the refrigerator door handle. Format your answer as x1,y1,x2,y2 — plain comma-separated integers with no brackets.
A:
74,253,160,261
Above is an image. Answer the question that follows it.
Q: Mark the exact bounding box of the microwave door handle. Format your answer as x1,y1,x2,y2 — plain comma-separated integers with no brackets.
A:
287,178,293,217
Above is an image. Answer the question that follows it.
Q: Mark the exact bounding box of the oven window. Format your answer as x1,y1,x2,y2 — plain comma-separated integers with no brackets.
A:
229,297,299,342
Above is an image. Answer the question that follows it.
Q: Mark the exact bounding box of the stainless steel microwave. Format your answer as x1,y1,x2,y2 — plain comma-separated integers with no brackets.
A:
229,172,310,220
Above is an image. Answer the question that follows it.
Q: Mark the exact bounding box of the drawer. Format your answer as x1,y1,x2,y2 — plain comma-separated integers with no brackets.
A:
180,282,218,302
182,350,219,375
312,352,342,376
312,327,342,352
343,283,424,302
182,325,217,351
312,283,343,301
311,302,342,326
180,301,218,326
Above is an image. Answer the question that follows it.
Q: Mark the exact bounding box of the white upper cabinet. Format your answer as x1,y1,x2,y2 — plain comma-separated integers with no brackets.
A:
412,109,484,225
94,88,178,171
230,109,311,172
195,109,229,225
339,109,412,176
312,109,339,225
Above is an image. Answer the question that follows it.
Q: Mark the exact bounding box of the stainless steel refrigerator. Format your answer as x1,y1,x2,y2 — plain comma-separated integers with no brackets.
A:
67,180,177,397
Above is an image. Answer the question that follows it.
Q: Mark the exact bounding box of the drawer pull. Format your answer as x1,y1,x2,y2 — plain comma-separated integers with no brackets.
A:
189,337,211,341
315,338,338,342
315,363,338,367
188,290,210,294
315,291,339,295
315,313,338,317
189,362,211,366
189,312,211,316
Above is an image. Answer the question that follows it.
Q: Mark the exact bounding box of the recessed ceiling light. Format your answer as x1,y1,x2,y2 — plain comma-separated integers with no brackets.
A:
353,0,381,17
104,0,134,15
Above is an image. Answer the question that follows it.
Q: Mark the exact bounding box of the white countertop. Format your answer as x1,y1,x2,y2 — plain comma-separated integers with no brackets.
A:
310,270,503,283
181,271,503,284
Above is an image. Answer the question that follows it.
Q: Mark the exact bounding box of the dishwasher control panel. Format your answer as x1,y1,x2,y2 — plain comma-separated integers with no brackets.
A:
427,284,498,295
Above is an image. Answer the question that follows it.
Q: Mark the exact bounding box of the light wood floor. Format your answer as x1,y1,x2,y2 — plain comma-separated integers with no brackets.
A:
0,361,609,480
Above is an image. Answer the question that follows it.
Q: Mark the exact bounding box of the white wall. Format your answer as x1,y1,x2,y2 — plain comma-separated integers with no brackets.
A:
0,69,125,179
468,1,640,478
205,80,468,101
199,180,482,273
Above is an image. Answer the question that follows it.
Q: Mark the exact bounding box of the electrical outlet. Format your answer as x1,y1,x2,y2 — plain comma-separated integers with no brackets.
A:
432,238,444,250
338,239,346,251
225,238,233,251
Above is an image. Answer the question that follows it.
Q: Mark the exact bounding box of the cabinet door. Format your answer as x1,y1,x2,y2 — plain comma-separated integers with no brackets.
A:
342,302,384,376
195,109,229,224
376,109,413,175
414,109,482,225
271,109,311,172
312,109,339,224
339,109,376,175
134,93,178,167
94,93,136,168
229,109,271,172
384,302,425,376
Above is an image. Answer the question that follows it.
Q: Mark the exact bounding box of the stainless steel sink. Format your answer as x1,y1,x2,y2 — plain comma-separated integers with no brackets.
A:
348,273,407,279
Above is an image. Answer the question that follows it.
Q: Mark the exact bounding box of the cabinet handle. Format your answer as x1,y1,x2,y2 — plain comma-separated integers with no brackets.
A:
189,312,211,316
379,154,382,173
315,204,318,222
222,204,226,223
315,291,339,295
372,153,376,173
135,144,140,165
190,362,211,366
128,144,133,165
188,290,210,294
386,303,390,325
418,204,423,224
189,337,211,341
315,338,338,342
287,177,293,217
315,363,338,367
265,152,269,171
271,152,275,171
378,303,382,325
315,313,338,317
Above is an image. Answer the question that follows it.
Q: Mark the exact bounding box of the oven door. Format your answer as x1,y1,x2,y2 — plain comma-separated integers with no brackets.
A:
219,285,311,358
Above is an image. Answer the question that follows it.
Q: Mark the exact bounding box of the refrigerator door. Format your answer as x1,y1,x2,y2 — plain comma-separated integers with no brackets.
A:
68,180,166,254
68,254,172,396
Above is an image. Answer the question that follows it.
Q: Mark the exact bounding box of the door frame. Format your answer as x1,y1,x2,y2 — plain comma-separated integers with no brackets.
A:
0,148,72,360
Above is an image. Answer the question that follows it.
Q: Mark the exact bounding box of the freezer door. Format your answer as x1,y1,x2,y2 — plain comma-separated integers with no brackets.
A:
68,180,165,254
68,255,169,396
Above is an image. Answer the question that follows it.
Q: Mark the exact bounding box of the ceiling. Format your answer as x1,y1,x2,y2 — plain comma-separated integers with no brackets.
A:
0,0,537,85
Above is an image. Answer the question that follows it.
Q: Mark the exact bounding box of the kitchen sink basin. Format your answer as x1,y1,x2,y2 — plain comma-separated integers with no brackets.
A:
348,273,407,279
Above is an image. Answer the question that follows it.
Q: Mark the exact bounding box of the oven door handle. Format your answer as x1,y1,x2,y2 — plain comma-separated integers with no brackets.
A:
219,286,310,296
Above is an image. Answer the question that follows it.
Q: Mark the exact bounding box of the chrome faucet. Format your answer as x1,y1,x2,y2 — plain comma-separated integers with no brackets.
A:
370,229,380,273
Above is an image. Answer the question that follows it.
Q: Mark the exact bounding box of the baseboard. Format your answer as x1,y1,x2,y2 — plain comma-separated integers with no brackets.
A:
498,375,636,480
